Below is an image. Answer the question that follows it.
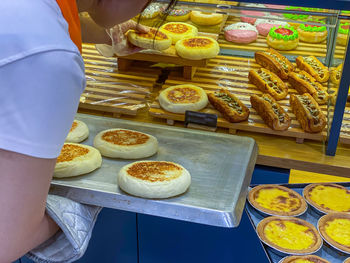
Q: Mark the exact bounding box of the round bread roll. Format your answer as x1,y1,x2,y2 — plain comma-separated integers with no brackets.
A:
159,84,208,114
54,143,102,178
65,120,89,143
160,22,198,44
127,28,172,51
190,11,223,26
175,36,220,60
118,161,191,198
93,128,158,159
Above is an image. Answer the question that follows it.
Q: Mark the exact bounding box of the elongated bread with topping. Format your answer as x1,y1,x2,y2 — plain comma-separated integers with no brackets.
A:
289,71,329,105
330,63,343,85
250,94,291,131
296,55,329,82
248,68,288,100
255,48,294,80
290,93,326,133
208,89,249,122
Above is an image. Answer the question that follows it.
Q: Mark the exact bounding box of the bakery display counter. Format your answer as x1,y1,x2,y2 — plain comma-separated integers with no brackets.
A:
50,113,258,228
81,44,157,117
246,182,350,263
149,54,350,144
218,16,346,59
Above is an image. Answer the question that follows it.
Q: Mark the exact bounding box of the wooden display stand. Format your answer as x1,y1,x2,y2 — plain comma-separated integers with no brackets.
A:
118,16,227,80
81,44,157,117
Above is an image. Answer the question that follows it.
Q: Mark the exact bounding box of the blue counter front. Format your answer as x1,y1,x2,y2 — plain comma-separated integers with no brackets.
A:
21,165,289,263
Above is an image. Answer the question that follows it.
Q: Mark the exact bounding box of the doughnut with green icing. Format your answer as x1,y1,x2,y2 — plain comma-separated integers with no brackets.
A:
267,26,299,50
337,22,350,46
297,23,327,43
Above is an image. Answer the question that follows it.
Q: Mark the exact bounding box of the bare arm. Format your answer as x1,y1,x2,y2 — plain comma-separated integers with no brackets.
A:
0,150,59,262
80,13,111,44
79,13,149,45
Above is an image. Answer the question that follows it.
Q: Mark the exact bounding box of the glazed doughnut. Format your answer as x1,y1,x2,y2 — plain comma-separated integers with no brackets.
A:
337,22,349,46
255,16,288,36
163,8,191,22
297,23,327,43
140,3,162,19
267,26,299,50
190,11,223,26
224,22,258,44
240,4,266,24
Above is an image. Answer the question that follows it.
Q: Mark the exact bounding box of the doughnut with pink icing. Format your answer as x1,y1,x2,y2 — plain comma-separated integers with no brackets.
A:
240,4,266,24
224,22,258,44
255,16,288,36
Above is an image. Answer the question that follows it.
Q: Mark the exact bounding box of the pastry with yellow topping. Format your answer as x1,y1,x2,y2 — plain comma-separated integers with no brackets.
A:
303,183,350,214
281,255,330,263
248,184,307,216
175,36,220,60
257,216,322,254
344,258,350,263
318,213,350,254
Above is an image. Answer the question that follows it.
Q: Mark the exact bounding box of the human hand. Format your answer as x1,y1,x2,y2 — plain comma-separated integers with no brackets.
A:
108,20,149,56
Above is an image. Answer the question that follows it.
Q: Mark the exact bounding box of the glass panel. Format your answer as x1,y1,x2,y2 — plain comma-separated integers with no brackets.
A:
133,1,350,153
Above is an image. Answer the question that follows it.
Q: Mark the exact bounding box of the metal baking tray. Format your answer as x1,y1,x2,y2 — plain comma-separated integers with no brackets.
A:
246,183,350,263
49,113,258,228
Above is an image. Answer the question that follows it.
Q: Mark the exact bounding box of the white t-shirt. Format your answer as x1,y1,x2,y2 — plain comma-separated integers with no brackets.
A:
0,0,85,158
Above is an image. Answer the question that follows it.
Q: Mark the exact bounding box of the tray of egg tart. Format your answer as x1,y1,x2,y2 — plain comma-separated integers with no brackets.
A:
246,182,350,263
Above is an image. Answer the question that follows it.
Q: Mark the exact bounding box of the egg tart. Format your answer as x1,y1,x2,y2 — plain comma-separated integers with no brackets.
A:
318,213,350,254
257,216,322,255
344,258,350,263
248,185,307,216
303,183,350,214
281,255,330,263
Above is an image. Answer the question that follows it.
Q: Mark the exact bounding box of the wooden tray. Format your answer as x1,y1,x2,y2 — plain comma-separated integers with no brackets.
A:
149,55,350,144
81,44,157,117
219,17,347,59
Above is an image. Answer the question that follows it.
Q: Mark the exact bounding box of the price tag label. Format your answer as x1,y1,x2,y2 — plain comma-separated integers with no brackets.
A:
184,111,218,128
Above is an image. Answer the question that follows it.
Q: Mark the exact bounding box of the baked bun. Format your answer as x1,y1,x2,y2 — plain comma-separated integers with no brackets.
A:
267,26,299,50
127,28,172,51
118,161,191,198
175,36,220,60
160,22,198,44
159,84,208,114
139,3,162,19
65,120,89,143
54,143,102,178
190,11,223,26
93,128,158,159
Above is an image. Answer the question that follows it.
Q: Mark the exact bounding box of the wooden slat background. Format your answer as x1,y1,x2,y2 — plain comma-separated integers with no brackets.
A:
81,44,157,116
149,55,350,144
218,17,347,59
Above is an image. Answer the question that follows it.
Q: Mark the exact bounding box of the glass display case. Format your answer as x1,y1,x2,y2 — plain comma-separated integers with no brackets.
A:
126,0,350,156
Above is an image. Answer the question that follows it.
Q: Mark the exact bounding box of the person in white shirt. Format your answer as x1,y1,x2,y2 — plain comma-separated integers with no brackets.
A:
0,0,175,261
